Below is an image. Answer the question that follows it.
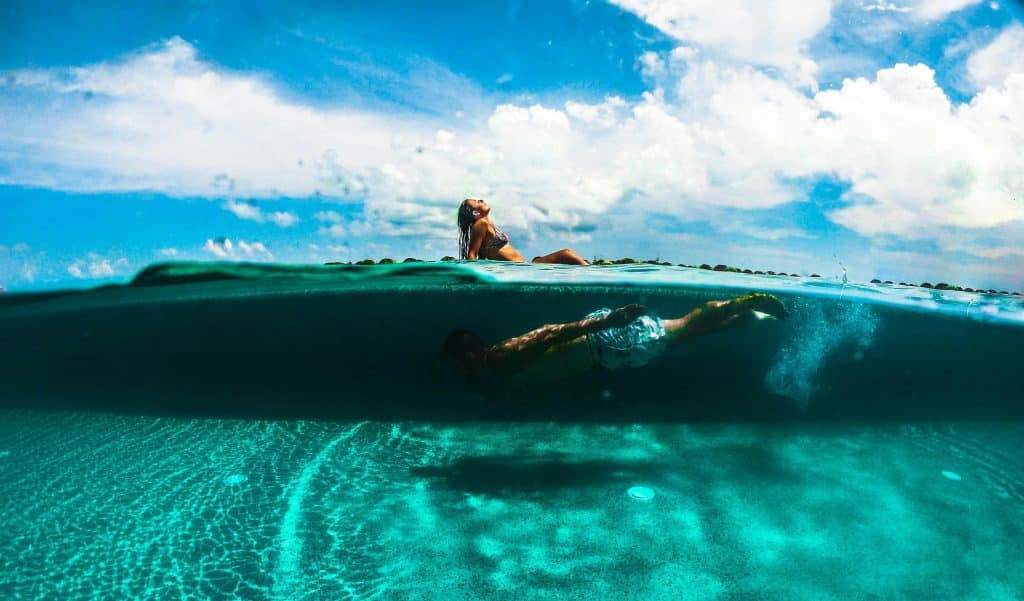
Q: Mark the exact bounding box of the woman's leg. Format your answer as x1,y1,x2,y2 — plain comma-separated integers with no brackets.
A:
531,249,590,265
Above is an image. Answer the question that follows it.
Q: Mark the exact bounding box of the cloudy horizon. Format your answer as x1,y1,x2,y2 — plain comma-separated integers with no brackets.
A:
1,0,1023,291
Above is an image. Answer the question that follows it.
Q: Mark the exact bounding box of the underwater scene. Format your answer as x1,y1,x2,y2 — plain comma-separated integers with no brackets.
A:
1,262,1023,599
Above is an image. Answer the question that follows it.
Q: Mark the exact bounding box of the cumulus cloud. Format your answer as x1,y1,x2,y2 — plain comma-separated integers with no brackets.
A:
860,0,983,20
2,34,1023,280
608,0,832,86
0,38,412,200
268,211,300,227
223,200,299,227
967,24,1024,89
967,245,1024,259
203,237,273,260
67,254,129,279
314,210,344,223
224,200,263,221
818,64,1024,237
912,0,983,20
864,2,913,12
564,97,627,128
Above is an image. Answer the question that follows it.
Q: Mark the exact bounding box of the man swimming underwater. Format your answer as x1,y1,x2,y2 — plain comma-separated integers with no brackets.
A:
443,292,788,383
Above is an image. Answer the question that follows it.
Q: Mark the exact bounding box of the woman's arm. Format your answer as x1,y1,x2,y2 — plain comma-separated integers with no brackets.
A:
466,219,488,260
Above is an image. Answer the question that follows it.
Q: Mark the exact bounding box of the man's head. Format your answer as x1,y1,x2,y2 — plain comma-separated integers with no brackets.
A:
443,328,487,377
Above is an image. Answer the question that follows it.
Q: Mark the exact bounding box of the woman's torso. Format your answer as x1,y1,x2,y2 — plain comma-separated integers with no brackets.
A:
479,222,525,261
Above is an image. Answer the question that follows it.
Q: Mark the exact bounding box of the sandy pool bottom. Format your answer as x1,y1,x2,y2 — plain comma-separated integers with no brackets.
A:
0,411,1021,600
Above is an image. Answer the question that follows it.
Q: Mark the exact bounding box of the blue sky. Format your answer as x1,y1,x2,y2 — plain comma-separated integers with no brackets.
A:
1,0,1023,291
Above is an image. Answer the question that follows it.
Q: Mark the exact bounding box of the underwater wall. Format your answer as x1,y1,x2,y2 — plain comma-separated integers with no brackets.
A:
0,261,1021,422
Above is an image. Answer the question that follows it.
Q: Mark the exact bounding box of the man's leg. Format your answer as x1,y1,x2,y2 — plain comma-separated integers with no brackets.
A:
661,293,787,347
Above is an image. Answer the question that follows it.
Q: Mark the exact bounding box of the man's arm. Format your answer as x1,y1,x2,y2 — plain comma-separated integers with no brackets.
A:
486,304,646,373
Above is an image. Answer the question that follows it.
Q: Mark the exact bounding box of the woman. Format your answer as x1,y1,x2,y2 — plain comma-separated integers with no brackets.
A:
457,198,589,264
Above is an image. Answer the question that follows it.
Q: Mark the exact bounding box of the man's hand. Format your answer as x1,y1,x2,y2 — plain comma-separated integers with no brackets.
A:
605,304,648,328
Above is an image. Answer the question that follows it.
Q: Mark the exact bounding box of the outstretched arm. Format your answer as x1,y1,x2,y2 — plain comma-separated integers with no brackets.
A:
487,305,646,373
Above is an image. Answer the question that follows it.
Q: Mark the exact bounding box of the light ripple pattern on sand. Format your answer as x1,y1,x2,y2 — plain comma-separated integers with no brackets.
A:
1,412,1023,600
273,421,367,600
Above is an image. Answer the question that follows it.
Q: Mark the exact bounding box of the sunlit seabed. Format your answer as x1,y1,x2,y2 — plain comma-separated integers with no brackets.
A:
1,411,1022,600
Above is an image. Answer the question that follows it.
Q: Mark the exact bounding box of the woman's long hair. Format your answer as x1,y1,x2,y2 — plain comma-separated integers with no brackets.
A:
457,199,475,259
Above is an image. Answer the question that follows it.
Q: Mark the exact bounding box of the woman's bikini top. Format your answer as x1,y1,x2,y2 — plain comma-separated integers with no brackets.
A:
482,227,510,252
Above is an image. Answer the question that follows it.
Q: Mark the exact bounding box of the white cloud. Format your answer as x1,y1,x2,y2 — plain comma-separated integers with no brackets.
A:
864,0,980,19
268,211,300,227
0,39,876,241
608,0,832,86
203,238,232,258
158,247,180,256
564,97,626,128
223,200,299,227
224,200,263,221
67,254,129,279
2,37,1024,285
912,0,982,20
1,38,415,199
967,24,1024,89
314,210,343,223
637,51,666,79
203,237,273,260
91,260,115,277
318,224,345,238
816,64,1024,235
864,2,913,12
965,245,1024,260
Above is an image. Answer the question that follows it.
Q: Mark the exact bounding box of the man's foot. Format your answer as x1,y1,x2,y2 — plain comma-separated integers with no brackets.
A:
731,292,788,320
703,293,788,329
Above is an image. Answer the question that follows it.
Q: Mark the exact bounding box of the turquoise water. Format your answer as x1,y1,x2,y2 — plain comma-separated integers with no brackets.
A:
1,262,1023,599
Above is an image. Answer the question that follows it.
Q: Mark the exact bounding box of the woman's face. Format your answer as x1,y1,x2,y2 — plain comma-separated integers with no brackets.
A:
466,198,489,219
